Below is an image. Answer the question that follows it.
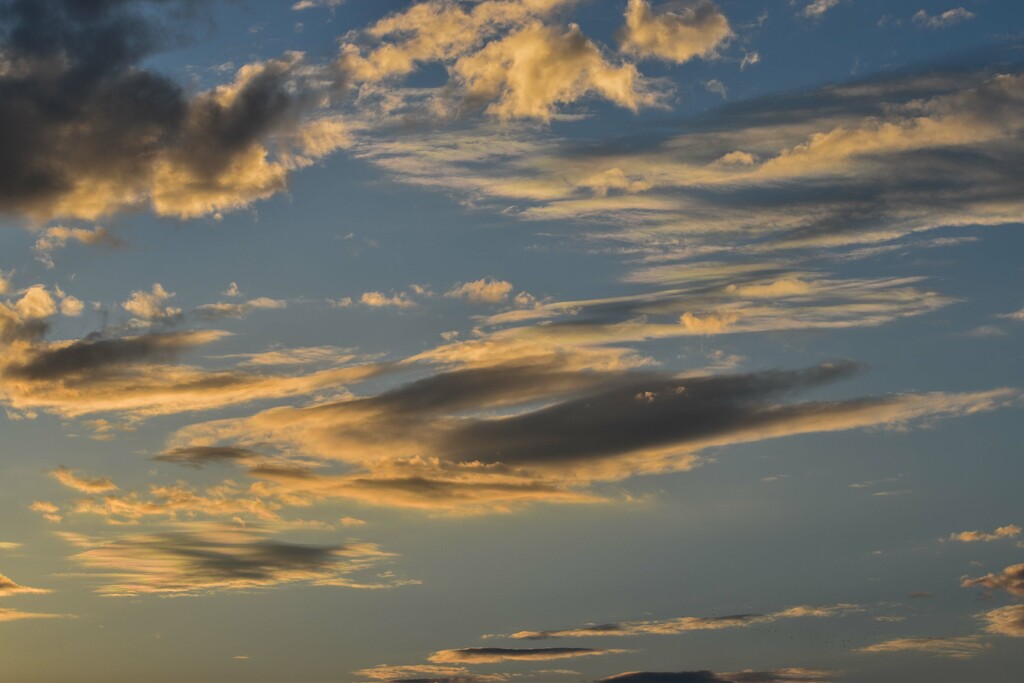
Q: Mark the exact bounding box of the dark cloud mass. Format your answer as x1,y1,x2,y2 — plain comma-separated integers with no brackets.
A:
440,362,861,467
3,331,209,380
0,0,347,221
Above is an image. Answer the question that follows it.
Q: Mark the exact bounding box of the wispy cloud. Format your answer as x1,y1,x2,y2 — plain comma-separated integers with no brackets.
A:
59,524,410,596
505,604,861,639
858,636,991,659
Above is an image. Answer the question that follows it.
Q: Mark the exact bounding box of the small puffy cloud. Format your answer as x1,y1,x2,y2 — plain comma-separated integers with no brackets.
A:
29,501,62,523
33,226,124,268
948,525,1020,543
800,0,839,19
576,167,652,197
50,466,119,494
58,293,85,317
223,282,242,297
740,51,760,69
961,563,1024,596
429,647,618,664
341,0,578,83
122,284,181,321
446,279,515,304
15,286,57,320
981,605,1024,637
292,0,343,10
704,80,727,98
619,0,732,64
679,311,739,333
360,291,417,308
913,7,975,29
452,21,662,121
858,636,991,659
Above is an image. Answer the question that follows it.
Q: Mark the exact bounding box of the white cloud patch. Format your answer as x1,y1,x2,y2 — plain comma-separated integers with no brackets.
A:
619,0,732,64
913,7,975,29
446,278,515,304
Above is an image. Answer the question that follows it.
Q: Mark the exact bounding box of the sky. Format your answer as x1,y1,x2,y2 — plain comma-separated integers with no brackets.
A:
0,1,1022,682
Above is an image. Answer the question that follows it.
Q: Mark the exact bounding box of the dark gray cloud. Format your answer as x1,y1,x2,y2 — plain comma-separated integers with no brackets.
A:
438,362,860,467
154,445,260,467
0,0,347,221
3,330,207,380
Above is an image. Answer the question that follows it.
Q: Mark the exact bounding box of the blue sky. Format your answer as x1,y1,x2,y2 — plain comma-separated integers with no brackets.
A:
0,1,1022,682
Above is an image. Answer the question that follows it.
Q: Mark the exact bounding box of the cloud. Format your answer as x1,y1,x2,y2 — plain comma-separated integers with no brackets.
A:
618,0,732,64
168,356,1017,513
59,523,407,596
948,525,1021,543
50,466,118,494
33,226,124,267
858,636,991,659
154,446,262,468
981,605,1024,638
446,279,515,304
361,291,418,308
0,572,63,622
508,604,860,639
800,0,839,19
0,321,384,419
2,330,226,382
912,8,975,29
213,346,363,367
450,21,662,121
342,0,574,81
351,65,1024,252
0,0,350,222
961,563,1024,596
703,80,727,98
598,670,833,683
29,501,62,523
292,0,344,10
429,647,618,664
122,284,181,322
196,297,288,320
341,0,667,121
14,286,57,320
355,664,509,682
0,573,50,597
